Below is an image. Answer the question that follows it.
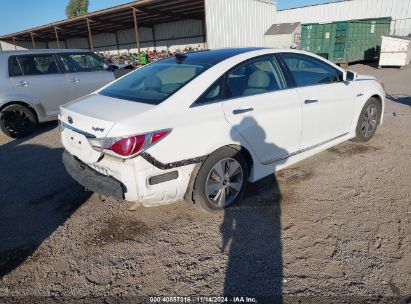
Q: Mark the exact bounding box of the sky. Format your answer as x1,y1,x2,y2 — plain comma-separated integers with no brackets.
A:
0,0,339,36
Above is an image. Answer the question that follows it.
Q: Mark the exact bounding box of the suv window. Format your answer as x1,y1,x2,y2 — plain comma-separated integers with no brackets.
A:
58,53,105,73
281,53,343,87
225,56,287,99
8,57,23,77
13,55,60,76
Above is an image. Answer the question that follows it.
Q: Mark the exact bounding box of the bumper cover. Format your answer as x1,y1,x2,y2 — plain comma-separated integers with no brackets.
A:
62,151,127,200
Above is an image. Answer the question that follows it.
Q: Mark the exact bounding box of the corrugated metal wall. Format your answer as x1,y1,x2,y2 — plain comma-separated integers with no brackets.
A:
47,40,67,49
277,0,411,36
65,37,89,49
205,0,277,48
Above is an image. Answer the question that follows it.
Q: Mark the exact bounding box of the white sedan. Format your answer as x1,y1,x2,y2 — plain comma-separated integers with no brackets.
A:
60,48,385,213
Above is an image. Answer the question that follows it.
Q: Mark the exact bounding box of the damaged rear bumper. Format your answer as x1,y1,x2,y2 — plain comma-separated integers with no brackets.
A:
62,150,127,200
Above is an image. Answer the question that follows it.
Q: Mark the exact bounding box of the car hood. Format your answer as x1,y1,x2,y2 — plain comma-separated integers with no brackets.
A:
59,93,155,138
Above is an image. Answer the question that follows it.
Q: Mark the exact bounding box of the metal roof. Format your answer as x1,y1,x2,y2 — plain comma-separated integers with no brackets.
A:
265,22,301,35
0,0,205,42
0,49,91,58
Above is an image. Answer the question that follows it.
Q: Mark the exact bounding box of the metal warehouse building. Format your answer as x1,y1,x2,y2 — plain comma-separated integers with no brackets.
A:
0,0,410,53
0,0,277,53
277,0,411,36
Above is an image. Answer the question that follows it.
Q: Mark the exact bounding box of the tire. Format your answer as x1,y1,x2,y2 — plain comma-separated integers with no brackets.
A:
352,97,380,143
192,147,249,213
0,104,37,138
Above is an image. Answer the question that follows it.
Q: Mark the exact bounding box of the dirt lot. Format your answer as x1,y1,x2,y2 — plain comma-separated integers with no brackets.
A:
0,63,410,303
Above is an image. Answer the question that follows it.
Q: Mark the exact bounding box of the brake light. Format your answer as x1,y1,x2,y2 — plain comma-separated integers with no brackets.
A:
89,129,171,159
110,135,145,157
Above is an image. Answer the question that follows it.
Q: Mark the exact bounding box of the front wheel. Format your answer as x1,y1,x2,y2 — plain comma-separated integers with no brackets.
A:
353,97,380,143
192,147,249,213
0,104,37,138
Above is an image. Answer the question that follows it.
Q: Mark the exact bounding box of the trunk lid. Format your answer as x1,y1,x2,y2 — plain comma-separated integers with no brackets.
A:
60,93,155,163
60,93,155,137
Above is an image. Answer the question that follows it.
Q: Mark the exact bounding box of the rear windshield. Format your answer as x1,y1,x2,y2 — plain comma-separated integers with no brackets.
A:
99,61,210,105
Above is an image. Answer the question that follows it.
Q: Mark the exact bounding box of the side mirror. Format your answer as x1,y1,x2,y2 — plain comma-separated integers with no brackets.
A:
344,70,357,82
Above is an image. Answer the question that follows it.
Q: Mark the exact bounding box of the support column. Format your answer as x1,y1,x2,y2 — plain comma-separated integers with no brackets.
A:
132,8,141,54
151,26,156,51
86,18,94,51
12,37,17,50
30,32,36,49
54,26,61,49
115,31,120,55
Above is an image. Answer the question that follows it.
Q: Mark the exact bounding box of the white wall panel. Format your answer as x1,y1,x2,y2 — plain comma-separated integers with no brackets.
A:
0,40,47,50
205,0,277,48
277,0,411,36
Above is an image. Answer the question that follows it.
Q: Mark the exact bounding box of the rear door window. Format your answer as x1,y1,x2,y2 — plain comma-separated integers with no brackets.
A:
58,53,105,73
8,57,23,77
195,76,224,105
13,55,60,76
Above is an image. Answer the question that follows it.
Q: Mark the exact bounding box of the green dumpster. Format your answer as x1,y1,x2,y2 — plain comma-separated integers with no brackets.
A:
301,17,391,64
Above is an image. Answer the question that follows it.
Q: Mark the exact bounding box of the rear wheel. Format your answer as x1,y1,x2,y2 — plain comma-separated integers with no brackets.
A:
0,104,37,138
353,97,380,143
192,147,249,213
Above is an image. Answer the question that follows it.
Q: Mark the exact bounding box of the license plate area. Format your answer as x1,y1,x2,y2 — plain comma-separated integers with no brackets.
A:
62,128,102,163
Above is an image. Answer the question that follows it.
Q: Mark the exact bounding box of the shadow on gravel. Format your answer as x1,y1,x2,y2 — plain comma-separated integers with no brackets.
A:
0,127,91,277
222,117,287,302
386,94,411,107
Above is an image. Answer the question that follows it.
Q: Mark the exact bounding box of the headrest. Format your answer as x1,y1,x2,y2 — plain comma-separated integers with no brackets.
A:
248,70,270,88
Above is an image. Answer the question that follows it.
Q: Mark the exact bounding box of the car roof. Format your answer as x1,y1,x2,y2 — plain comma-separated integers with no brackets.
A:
161,47,267,65
0,49,92,57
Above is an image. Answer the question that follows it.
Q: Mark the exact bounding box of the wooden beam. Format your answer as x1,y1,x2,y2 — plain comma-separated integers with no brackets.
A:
54,26,61,48
132,8,141,54
86,18,94,50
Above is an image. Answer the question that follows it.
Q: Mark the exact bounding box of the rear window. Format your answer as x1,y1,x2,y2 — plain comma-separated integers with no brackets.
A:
99,61,210,105
9,55,60,76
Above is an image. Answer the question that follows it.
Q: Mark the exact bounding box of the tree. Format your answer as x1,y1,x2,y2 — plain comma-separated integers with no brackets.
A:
66,0,89,18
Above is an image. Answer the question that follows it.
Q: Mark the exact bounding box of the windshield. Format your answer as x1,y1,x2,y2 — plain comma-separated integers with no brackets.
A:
99,61,210,105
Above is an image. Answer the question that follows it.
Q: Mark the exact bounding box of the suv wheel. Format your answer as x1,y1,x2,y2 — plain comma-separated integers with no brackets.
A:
192,147,249,213
0,104,37,138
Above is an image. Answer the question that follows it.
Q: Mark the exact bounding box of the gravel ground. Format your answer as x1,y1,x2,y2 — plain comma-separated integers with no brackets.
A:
0,63,410,303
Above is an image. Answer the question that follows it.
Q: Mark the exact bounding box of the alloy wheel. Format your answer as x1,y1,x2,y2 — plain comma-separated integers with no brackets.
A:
205,158,244,207
361,104,378,138
3,109,33,137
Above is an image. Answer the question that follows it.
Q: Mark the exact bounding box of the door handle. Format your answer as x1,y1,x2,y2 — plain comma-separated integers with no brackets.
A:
233,107,254,115
304,99,318,104
70,77,80,83
15,80,29,87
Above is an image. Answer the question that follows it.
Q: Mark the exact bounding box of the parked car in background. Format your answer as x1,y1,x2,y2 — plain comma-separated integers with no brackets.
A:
60,48,385,213
0,49,116,138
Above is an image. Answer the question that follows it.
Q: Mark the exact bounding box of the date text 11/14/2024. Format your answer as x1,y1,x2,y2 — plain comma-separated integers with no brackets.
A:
149,296,258,303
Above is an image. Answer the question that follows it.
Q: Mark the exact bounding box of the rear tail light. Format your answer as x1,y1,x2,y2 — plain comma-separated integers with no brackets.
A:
88,129,171,159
